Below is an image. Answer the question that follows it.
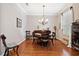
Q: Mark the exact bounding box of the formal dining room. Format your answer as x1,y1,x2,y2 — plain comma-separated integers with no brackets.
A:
0,3,79,56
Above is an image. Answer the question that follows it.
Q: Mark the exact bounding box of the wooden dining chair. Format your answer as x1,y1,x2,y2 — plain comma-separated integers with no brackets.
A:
32,30,42,44
0,34,19,56
26,30,31,39
49,32,56,46
40,30,51,47
52,32,56,40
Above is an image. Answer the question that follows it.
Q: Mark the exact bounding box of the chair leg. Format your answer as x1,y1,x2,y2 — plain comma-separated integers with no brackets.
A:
33,39,35,44
51,39,54,45
16,46,19,56
4,49,7,56
4,48,9,56
7,49,9,56
41,42,44,47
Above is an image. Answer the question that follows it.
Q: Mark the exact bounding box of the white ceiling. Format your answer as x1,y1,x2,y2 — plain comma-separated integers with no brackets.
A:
17,3,67,15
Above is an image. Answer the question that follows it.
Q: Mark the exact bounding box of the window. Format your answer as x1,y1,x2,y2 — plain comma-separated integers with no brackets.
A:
61,7,73,37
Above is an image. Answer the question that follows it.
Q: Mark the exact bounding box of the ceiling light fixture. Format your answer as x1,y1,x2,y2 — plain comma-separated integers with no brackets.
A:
38,5,48,25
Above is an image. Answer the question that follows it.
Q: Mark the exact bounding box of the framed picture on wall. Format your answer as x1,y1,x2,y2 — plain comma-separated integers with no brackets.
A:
16,17,22,28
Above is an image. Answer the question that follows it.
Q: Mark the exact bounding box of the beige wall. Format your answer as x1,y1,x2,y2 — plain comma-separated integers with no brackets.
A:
26,15,58,35
73,3,79,21
0,3,27,54
0,4,1,54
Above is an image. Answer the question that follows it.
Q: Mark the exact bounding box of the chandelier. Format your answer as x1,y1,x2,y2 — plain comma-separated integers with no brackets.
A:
38,5,48,25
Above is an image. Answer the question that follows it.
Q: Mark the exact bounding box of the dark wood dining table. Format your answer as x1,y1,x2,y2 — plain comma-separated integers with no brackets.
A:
32,30,52,47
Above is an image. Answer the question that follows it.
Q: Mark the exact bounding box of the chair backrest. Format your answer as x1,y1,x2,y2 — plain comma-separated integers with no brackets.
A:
26,31,30,35
42,30,51,39
32,30,42,37
0,34,7,47
43,30,51,35
52,32,56,37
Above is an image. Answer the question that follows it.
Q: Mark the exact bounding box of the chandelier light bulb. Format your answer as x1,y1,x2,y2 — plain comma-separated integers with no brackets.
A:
38,4,48,25
46,19,48,22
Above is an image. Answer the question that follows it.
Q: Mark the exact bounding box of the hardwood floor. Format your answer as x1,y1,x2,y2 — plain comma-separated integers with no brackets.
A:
10,39,79,56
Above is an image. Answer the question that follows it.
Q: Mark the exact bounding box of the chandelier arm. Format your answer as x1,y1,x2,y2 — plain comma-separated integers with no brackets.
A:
38,4,48,25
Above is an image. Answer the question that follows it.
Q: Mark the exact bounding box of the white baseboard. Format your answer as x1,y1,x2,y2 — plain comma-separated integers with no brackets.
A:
17,38,26,45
